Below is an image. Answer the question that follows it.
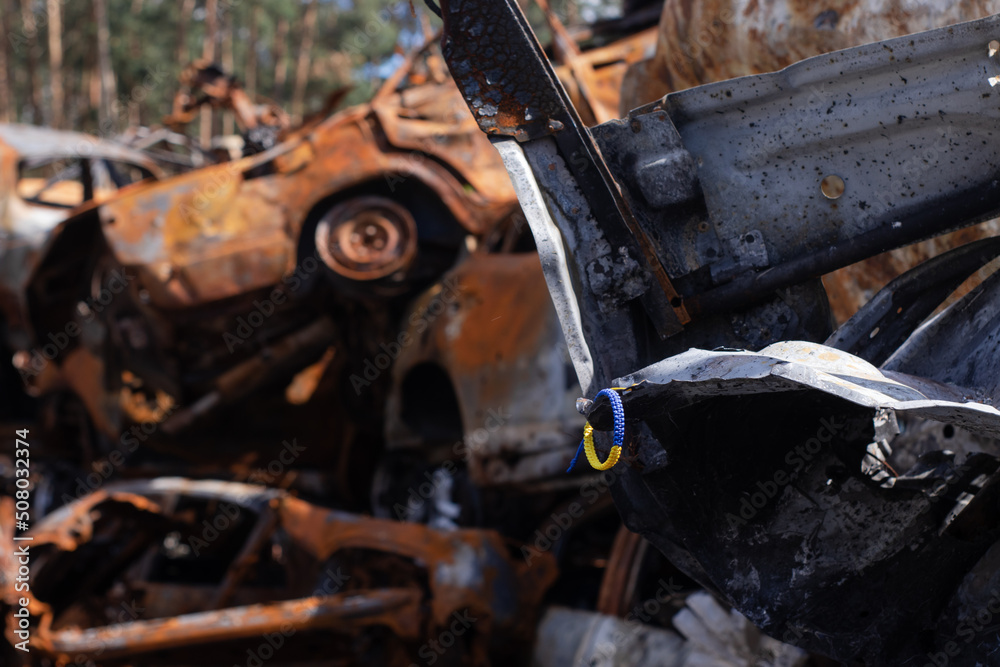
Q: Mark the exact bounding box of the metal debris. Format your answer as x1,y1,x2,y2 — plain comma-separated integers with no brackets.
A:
3,478,556,665
436,1,1000,663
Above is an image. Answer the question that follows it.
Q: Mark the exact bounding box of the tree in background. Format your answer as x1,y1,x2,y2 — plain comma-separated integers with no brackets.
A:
94,0,116,131
0,0,12,123
291,0,319,120
1,0,620,139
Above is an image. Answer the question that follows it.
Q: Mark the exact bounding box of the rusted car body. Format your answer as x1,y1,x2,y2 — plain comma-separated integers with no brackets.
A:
1,476,821,666
624,0,1000,104
11,46,520,457
2,478,556,665
7,16,664,477
383,250,586,491
0,125,164,353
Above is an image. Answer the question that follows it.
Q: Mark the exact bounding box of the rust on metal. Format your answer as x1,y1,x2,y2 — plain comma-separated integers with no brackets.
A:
315,197,419,281
40,591,424,660
386,251,586,485
4,479,557,665
164,61,291,136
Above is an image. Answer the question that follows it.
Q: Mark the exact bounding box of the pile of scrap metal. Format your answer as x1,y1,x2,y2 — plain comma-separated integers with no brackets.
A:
163,61,293,156
1,34,522,483
1,478,816,666
0,5,670,502
0,5,824,666
433,0,1000,665
2,479,556,665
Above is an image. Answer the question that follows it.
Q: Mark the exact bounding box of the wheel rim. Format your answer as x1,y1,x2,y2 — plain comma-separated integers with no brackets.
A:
315,197,418,281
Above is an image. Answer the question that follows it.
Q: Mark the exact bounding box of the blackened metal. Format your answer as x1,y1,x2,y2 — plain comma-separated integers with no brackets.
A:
885,261,1000,403
439,0,689,335
826,237,1000,366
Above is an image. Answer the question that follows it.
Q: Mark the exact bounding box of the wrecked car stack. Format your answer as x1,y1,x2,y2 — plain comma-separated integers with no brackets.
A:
9,0,1000,665
435,0,1000,663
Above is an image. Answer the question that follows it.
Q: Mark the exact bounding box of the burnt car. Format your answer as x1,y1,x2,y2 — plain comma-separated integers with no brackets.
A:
8,44,519,466
3,5,829,666
0,125,164,420
3,10,667,477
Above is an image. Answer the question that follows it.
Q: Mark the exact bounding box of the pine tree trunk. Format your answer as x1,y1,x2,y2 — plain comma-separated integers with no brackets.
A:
291,0,319,121
202,0,218,60
130,0,144,59
67,20,83,130
46,0,64,128
177,0,196,63
201,0,219,146
88,64,100,118
94,0,116,133
272,18,289,103
221,9,234,135
19,0,41,122
0,0,13,122
246,4,260,101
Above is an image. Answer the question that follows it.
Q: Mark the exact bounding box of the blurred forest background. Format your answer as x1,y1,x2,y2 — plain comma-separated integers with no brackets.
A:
0,0,620,140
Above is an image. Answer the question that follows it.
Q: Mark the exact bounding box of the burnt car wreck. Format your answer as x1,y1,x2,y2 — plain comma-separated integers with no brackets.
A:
5,478,556,665
434,1,1000,664
6,1,1000,665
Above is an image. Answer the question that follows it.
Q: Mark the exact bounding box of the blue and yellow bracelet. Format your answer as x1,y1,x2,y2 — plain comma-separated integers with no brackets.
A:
567,388,625,472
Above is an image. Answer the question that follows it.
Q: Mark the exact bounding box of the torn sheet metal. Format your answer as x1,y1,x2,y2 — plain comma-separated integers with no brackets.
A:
824,237,1000,366
577,338,1000,663
586,341,1000,438
882,264,1000,401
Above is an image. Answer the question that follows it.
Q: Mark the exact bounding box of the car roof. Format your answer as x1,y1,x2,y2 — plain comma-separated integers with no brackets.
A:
0,123,163,175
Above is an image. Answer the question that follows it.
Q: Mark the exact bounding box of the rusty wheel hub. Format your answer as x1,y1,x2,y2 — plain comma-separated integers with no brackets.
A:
315,197,418,281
